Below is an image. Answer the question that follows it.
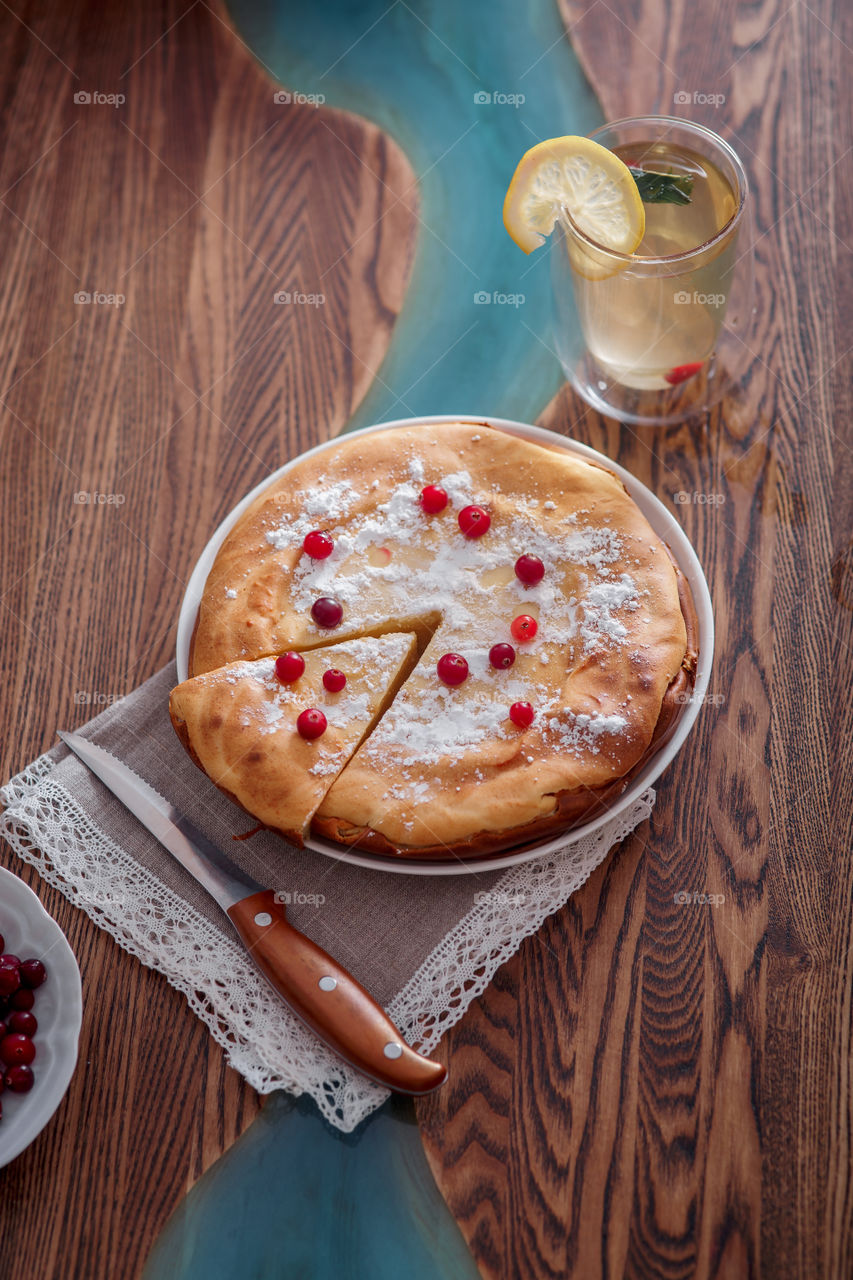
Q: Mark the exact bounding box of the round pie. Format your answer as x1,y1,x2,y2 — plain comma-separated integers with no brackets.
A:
173,422,698,859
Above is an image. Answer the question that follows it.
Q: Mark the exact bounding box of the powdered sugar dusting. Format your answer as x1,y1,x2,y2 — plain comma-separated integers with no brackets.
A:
214,433,672,821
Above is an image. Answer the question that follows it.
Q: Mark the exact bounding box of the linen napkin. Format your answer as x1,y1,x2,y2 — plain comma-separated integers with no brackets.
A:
0,663,654,1132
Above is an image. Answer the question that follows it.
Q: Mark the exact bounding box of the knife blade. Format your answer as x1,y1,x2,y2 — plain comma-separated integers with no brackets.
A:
58,732,446,1096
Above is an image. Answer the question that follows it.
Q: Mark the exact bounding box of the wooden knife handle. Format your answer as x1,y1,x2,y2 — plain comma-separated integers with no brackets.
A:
226,889,447,1095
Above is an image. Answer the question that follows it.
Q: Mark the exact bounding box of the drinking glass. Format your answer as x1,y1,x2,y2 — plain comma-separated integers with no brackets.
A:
550,115,753,426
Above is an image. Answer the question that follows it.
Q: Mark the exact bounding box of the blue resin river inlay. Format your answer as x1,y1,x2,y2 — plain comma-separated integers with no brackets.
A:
146,2,601,1275
144,1095,480,1279
228,0,601,429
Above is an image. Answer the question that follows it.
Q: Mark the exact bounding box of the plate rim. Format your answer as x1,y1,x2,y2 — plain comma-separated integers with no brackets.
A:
0,865,83,1168
175,413,714,877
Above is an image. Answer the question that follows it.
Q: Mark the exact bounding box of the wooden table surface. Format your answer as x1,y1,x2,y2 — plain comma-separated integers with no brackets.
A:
1,1,851,1277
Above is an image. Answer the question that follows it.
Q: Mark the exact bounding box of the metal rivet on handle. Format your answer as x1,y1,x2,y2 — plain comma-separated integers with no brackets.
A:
318,976,337,992
254,912,273,927
383,1042,403,1059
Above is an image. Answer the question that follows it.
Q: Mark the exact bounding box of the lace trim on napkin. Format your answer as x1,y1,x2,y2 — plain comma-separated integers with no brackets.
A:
1,755,653,1132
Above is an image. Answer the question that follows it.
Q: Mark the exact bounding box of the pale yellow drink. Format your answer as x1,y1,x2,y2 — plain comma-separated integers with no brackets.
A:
565,142,739,390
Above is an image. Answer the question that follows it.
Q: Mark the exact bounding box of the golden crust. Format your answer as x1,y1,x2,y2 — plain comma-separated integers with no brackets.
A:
312,560,698,860
170,634,417,846
184,422,698,858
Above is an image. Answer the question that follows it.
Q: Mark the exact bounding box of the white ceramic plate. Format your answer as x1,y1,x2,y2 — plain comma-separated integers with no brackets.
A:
176,415,714,875
0,866,83,1168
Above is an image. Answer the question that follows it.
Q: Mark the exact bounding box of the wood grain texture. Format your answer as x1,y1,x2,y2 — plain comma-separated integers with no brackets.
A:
417,1,853,1278
0,1,417,1275
1,1,851,1278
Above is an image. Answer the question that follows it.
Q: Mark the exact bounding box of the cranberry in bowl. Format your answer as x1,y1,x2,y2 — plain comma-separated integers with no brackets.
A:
0,867,82,1168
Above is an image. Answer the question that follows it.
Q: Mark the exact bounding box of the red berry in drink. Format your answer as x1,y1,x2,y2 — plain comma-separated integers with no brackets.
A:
510,615,538,643
509,701,535,728
0,1033,35,1067
9,988,34,1012
311,597,343,628
437,653,469,686
275,652,305,684
420,485,448,514
4,1065,33,1093
458,505,490,538
0,955,21,968
489,643,516,670
664,360,704,386
514,554,545,585
303,530,334,559
322,668,347,693
296,709,327,740
8,1011,36,1037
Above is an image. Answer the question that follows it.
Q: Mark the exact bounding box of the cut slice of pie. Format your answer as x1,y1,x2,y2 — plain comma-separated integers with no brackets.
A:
169,632,417,845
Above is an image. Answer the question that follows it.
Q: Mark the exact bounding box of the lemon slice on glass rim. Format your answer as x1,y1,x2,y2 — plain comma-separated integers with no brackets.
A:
503,136,645,278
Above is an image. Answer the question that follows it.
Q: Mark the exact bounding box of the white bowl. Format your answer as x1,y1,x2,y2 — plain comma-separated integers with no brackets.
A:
0,866,83,1168
176,415,713,875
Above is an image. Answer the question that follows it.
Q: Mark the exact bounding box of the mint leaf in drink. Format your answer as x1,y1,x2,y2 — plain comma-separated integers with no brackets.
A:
629,166,694,205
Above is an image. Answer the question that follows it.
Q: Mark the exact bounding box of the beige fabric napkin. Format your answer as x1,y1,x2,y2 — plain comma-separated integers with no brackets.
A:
0,663,654,1131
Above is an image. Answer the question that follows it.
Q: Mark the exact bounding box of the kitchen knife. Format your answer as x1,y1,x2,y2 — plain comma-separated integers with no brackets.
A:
58,731,446,1096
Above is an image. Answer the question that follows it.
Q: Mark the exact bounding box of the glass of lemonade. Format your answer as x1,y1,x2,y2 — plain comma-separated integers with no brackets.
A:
551,116,752,426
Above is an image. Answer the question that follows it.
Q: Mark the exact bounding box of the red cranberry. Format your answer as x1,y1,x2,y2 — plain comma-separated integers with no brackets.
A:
8,1011,36,1037
489,643,516,670
9,988,34,1012
0,1033,35,1067
420,485,448,514
275,652,305,684
0,955,21,969
303,530,334,559
4,1065,33,1093
296,709,327,740
0,963,20,999
509,701,535,728
510,614,538,643
664,360,704,386
19,959,46,989
458,505,490,538
437,653,469,686
514,554,545,585
311,597,343,628
0,1021,7,1041
322,668,347,693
